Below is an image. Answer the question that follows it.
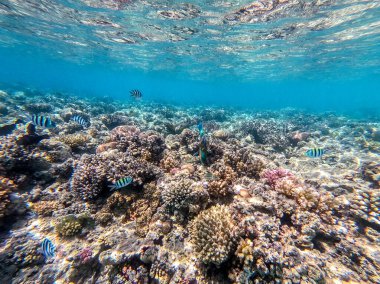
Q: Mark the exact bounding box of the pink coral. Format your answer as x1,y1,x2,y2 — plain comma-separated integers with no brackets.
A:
77,247,92,263
261,168,295,188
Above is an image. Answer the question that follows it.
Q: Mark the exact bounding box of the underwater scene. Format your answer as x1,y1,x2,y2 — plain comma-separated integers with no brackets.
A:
0,0,380,283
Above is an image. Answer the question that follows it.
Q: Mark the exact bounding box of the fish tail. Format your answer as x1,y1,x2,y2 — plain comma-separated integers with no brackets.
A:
108,185,116,191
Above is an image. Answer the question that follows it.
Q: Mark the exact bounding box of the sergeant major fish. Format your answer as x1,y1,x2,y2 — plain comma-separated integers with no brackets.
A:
41,238,56,259
130,89,142,99
108,176,133,191
30,115,56,128
71,115,90,128
305,148,325,158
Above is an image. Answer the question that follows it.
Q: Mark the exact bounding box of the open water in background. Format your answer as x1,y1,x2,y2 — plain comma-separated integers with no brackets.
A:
0,0,379,116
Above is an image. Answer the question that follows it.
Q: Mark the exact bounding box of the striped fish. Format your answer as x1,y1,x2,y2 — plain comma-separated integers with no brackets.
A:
41,238,56,259
130,89,142,99
305,148,325,158
108,176,133,191
31,115,56,128
71,115,90,128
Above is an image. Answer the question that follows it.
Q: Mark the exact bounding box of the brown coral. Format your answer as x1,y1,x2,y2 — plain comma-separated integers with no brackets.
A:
57,133,91,150
207,162,237,197
0,177,17,221
351,189,380,226
30,200,61,217
56,215,84,237
190,205,236,265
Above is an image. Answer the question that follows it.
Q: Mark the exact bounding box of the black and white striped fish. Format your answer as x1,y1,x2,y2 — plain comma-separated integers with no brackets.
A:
108,176,133,191
71,115,90,128
30,115,56,128
305,148,325,158
41,238,56,259
130,89,142,99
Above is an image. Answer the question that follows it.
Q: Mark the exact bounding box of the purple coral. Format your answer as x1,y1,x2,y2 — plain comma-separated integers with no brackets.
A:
77,247,92,263
261,168,295,188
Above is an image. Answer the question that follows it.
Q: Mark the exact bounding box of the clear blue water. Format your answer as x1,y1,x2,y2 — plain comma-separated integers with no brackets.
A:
0,0,379,115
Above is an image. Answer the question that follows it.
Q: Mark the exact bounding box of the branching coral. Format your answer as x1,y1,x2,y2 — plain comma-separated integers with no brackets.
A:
57,133,91,150
160,150,181,172
261,168,296,189
0,177,17,222
161,174,193,213
110,126,165,163
70,154,107,201
56,215,84,237
225,148,268,178
240,119,291,150
235,238,254,267
207,162,237,197
30,200,61,217
190,205,236,265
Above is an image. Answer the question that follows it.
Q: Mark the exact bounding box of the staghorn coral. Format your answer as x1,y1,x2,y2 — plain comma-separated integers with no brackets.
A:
351,189,380,226
190,204,236,265
56,215,84,237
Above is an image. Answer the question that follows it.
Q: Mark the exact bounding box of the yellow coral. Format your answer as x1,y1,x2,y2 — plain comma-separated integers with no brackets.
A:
236,238,254,267
57,133,91,149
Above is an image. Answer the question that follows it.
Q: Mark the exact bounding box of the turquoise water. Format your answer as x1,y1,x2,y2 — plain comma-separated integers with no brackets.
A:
0,0,379,114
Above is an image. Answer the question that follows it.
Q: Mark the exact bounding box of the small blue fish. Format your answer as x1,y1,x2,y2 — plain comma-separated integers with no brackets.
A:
71,115,90,128
31,115,56,128
109,177,133,191
41,238,56,259
305,148,325,158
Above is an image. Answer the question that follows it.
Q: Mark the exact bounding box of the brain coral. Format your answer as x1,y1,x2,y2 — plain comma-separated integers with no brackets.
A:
190,204,236,265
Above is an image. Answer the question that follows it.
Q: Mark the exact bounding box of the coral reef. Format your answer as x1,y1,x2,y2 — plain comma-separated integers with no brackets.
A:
190,204,236,265
0,90,379,284
351,189,380,226
56,215,85,237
